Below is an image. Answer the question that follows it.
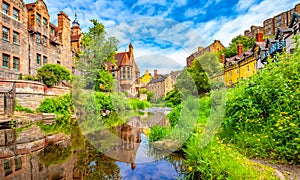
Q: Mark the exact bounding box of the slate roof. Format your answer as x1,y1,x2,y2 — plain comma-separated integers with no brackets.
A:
148,75,168,84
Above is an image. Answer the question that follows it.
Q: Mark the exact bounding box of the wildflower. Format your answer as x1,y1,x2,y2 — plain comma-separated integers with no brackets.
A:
290,123,296,127
188,167,193,171
279,127,283,130
257,138,260,142
294,138,299,141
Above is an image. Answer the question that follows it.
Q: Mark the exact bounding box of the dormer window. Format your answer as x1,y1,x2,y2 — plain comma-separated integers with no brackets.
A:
51,28,55,35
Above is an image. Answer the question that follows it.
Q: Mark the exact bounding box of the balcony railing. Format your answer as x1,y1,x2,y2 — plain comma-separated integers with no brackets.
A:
269,39,286,55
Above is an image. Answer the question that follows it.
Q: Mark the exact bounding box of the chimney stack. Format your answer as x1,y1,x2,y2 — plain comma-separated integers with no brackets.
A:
256,32,264,42
154,69,158,79
221,53,225,63
237,43,243,55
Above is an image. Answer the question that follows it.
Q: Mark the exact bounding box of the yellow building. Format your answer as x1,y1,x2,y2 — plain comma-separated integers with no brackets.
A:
223,33,265,87
140,69,152,84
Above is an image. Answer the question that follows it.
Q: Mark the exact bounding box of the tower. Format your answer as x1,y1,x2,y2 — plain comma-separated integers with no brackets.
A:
129,43,134,61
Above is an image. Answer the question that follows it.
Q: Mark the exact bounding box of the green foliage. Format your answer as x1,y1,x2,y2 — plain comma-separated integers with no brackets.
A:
149,125,170,142
195,52,223,77
221,36,300,164
183,136,276,179
94,92,114,111
37,115,71,135
176,61,210,97
95,68,114,92
165,88,181,107
140,88,154,101
129,98,150,110
77,19,118,88
15,105,35,113
37,64,71,87
167,104,182,127
219,35,255,58
111,92,130,111
22,74,39,81
37,94,73,115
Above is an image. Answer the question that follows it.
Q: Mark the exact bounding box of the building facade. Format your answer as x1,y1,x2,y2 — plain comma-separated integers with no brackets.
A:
186,40,224,68
107,43,140,97
0,0,80,80
244,25,264,38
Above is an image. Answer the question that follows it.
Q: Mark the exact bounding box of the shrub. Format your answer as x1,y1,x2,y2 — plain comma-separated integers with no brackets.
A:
129,98,150,110
165,89,181,107
149,125,170,142
37,64,71,87
37,94,73,115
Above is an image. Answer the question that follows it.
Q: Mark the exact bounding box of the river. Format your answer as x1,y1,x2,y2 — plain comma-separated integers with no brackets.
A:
0,110,186,179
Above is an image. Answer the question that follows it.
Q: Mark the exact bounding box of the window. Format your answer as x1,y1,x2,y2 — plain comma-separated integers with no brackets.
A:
236,69,239,74
51,28,55,35
72,67,75,75
36,13,41,24
43,56,47,65
36,33,41,43
127,67,130,80
122,67,126,80
13,8,19,20
254,63,256,69
247,66,250,71
42,36,47,46
4,160,12,176
2,26,9,41
2,54,10,68
43,17,47,27
13,31,19,44
36,54,41,66
15,158,22,171
2,1,9,15
13,57,19,70
57,61,60,64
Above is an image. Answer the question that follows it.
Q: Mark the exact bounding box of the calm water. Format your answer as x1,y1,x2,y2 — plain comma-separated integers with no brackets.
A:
0,111,185,179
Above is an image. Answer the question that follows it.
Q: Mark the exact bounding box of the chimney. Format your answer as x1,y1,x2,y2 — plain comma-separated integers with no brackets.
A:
256,32,264,42
145,69,148,74
237,43,243,55
221,53,225,63
154,69,158,79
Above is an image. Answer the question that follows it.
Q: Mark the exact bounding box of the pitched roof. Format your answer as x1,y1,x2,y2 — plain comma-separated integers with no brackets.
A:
148,75,168,84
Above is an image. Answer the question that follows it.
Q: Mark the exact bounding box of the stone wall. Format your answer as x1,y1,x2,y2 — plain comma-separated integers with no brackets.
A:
0,80,70,111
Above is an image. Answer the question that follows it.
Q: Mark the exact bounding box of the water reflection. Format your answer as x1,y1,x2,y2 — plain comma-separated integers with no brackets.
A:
0,111,185,179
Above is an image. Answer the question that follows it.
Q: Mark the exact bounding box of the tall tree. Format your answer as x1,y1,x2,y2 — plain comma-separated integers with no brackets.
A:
219,35,255,58
77,19,118,89
195,52,223,77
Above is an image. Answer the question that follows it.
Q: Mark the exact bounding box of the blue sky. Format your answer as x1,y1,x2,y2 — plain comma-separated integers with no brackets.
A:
25,0,300,73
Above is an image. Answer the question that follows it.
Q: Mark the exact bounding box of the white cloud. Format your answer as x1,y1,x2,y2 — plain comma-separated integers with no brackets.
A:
184,8,206,18
235,0,256,12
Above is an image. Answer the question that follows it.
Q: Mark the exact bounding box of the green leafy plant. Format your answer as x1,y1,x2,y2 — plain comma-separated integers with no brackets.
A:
37,64,71,87
15,104,35,113
37,94,73,115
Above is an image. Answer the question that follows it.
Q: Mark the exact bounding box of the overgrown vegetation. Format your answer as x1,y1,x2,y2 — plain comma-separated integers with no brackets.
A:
221,36,300,164
37,94,73,115
37,64,71,87
15,104,35,113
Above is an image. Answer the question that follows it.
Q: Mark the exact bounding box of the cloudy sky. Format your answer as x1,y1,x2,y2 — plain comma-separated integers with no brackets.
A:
24,0,299,74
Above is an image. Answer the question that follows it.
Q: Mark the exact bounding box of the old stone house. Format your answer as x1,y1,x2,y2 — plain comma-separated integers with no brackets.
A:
106,43,140,97
146,70,179,99
0,0,81,79
186,40,224,68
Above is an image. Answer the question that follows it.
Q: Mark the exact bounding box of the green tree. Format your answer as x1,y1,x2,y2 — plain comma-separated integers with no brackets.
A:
219,35,255,58
195,52,223,77
77,19,118,89
176,60,210,97
165,88,181,107
37,64,71,87
95,68,114,92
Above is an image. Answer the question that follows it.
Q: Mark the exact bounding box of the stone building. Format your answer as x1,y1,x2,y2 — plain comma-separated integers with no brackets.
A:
0,0,81,80
146,70,179,99
244,25,264,38
186,40,224,68
107,43,140,97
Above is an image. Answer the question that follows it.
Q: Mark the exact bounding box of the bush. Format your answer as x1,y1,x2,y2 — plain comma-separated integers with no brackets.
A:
23,74,40,81
37,64,71,87
165,89,181,107
167,104,181,127
221,36,300,164
129,98,150,110
37,94,73,115
149,125,170,142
